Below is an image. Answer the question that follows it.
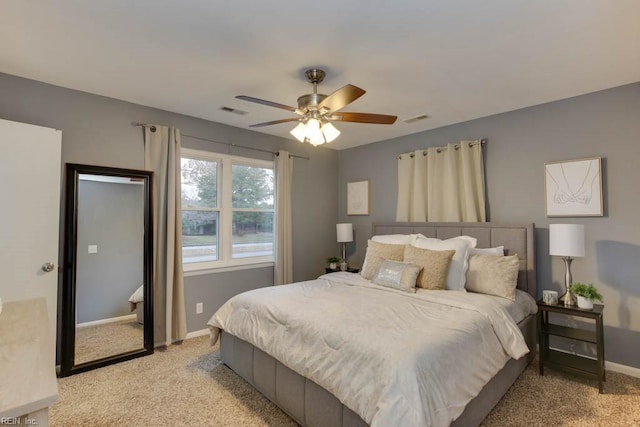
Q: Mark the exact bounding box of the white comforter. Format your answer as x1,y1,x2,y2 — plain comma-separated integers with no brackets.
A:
208,272,531,427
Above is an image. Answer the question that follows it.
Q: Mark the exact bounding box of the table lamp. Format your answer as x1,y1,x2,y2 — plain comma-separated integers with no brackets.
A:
336,223,353,267
549,224,585,306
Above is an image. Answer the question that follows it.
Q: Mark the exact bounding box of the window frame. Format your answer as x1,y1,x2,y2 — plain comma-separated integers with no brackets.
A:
181,148,275,273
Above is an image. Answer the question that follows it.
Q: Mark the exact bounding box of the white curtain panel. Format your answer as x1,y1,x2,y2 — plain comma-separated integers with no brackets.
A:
396,141,486,222
144,125,187,346
274,150,294,285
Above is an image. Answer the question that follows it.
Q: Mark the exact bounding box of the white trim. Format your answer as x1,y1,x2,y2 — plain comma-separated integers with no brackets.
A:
185,328,210,340
77,313,136,328
181,148,273,168
546,345,640,379
606,360,640,378
79,174,143,185
180,148,275,272
184,261,274,276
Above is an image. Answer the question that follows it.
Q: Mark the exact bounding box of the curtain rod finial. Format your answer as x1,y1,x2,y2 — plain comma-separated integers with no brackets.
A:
132,121,156,132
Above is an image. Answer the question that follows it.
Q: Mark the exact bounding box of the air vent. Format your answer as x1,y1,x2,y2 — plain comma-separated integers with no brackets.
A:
220,106,248,115
403,114,429,124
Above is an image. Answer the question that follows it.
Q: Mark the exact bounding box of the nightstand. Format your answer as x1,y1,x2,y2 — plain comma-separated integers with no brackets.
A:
537,300,605,393
325,267,360,274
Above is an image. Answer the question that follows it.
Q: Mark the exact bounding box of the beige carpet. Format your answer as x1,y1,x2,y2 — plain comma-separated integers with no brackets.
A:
75,318,144,364
52,335,640,427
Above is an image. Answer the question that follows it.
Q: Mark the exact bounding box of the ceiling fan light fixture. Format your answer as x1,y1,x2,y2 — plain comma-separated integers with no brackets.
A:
290,121,307,142
305,118,325,146
321,121,340,143
289,118,341,146
306,118,320,133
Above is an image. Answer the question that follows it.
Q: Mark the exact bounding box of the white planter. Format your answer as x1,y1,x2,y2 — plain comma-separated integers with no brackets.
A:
576,295,594,310
329,262,337,269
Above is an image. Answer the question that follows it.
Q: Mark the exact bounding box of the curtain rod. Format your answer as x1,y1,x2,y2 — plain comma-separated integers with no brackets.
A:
131,122,310,160
398,139,487,159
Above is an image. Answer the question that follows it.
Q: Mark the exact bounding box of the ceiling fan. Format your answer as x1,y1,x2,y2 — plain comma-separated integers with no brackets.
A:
236,68,397,146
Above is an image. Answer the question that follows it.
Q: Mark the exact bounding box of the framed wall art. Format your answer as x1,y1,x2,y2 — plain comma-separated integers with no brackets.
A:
347,180,370,215
544,157,603,217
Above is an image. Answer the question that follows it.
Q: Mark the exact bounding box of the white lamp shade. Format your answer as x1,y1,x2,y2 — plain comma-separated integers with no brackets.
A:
290,122,307,142
336,223,353,243
304,118,323,146
290,119,342,146
321,122,341,143
549,224,585,257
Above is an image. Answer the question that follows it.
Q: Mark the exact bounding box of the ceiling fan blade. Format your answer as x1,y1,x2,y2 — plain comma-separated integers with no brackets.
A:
317,84,366,113
236,95,297,112
248,118,300,128
328,112,397,124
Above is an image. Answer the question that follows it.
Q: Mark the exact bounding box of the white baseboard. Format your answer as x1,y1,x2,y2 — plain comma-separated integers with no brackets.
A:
77,313,137,328
606,360,640,378
185,328,210,340
544,345,640,379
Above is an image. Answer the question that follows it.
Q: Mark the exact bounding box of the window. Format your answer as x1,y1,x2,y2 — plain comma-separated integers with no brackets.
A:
180,149,274,271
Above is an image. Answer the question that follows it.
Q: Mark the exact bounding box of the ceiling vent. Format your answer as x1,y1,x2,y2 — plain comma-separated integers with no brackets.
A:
220,106,248,115
403,114,429,124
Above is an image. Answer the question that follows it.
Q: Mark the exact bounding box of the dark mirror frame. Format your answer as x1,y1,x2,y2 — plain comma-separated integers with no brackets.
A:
60,163,154,377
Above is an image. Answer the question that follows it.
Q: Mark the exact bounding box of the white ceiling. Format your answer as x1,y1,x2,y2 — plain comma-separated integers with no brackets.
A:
1,1,639,150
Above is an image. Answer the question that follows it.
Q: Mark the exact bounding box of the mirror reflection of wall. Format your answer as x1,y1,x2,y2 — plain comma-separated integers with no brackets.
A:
74,174,145,364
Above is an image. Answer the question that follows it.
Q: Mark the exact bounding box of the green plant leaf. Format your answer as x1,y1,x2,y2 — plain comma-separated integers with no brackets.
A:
569,282,603,302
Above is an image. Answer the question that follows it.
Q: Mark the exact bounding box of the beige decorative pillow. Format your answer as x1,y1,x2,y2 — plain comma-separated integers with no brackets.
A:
465,254,520,300
403,245,455,290
372,260,422,293
412,236,476,291
360,240,405,280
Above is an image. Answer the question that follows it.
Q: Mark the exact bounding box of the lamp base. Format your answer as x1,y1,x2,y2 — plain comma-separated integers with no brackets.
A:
561,291,575,307
341,242,348,268
561,257,575,306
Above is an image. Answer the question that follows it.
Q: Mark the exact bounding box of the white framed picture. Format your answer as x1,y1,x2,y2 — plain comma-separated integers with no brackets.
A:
347,180,370,215
544,157,603,217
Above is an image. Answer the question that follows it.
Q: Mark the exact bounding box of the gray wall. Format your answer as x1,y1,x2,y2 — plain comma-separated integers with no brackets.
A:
5,69,637,369
0,72,339,336
338,82,640,369
76,180,144,323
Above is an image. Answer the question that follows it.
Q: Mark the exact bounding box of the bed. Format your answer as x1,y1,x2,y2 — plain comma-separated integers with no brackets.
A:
128,285,144,324
208,222,537,426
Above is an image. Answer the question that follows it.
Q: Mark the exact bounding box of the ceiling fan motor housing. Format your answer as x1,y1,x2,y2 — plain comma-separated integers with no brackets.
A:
297,93,327,111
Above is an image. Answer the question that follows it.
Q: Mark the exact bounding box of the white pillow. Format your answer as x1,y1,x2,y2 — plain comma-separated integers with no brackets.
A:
128,285,144,303
469,246,505,256
452,235,478,247
371,233,422,245
412,236,477,291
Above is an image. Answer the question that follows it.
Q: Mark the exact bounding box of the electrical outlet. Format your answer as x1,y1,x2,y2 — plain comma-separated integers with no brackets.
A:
196,302,203,314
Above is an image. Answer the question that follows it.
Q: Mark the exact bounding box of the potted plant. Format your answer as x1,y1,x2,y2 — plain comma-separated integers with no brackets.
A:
326,256,341,270
569,282,603,310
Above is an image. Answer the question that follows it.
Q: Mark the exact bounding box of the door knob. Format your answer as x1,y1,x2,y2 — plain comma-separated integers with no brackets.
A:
42,262,55,273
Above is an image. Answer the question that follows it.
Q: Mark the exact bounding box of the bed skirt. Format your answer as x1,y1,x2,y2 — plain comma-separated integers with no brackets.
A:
219,313,536,427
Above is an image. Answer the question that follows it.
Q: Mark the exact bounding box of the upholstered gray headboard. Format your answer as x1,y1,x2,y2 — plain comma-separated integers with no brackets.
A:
372,222,537,299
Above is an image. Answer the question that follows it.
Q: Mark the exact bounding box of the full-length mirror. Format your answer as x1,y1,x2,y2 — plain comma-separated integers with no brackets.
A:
61,164,153,377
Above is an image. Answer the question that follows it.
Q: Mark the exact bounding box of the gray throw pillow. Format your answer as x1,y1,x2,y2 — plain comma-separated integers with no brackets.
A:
372,260,423,293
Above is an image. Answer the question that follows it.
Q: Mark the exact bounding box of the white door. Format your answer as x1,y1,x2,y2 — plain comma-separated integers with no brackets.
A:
0,119,62,347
